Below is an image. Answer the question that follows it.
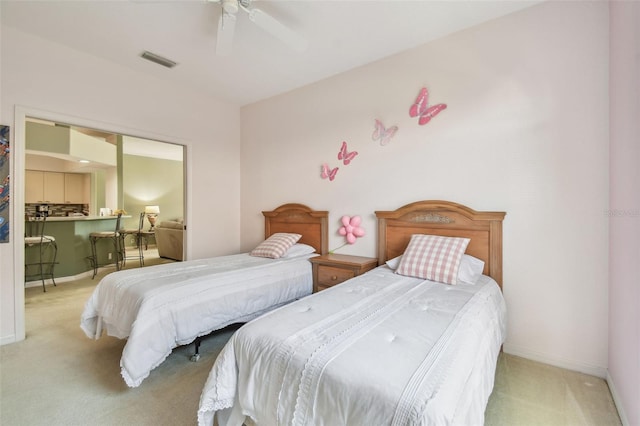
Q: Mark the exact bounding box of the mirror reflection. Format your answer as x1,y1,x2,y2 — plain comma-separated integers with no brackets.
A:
24,117,185,286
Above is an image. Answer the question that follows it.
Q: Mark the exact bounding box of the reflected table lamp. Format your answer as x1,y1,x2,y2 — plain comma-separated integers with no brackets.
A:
145,205,160,231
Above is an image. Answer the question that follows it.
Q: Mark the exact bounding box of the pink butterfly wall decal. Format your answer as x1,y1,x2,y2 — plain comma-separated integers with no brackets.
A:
409,87,447,125
337,141,358,165
321,163,338,181
372,119,399,146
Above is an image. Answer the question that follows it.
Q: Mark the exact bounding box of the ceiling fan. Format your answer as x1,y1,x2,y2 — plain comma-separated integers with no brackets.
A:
209,0,307,56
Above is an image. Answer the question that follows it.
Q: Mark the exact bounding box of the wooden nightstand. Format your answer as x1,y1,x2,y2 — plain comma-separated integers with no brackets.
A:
310,254,378,293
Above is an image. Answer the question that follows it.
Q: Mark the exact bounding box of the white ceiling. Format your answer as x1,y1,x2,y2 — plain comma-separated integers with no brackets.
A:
2,0,542,106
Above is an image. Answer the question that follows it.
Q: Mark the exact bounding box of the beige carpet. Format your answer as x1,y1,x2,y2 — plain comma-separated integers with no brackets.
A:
485,353,621,425
1,251,237,426
1,253,622,425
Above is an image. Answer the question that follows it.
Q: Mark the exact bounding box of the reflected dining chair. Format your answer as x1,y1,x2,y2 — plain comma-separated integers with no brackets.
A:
89,213,123,279
120,212,145,268
25,214,58,292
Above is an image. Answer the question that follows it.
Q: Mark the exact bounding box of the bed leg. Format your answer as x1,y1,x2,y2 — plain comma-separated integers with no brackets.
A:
190,337,201,362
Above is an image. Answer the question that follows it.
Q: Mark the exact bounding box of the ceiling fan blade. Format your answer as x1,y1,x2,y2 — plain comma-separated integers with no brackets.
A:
247,8,307,53
216,10,237,56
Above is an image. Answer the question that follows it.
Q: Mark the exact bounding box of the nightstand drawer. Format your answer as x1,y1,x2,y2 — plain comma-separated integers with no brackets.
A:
317,265,355,289
310,254,378,293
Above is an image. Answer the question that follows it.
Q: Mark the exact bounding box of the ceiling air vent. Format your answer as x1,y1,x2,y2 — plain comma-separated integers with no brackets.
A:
140,51,177,68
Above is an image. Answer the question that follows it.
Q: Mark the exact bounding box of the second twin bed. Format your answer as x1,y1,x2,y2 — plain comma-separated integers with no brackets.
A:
198,200,506,426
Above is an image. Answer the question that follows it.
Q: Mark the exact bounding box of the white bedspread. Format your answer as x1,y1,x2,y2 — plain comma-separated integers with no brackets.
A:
198,266,506,426
81,253,315,387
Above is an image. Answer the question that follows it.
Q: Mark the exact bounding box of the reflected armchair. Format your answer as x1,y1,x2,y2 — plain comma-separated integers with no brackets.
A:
154,219,184,261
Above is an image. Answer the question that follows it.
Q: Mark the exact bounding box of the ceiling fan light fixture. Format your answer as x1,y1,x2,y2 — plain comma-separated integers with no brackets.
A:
213,0,306,55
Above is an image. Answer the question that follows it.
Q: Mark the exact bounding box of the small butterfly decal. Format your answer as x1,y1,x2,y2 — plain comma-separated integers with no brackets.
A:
409,87,447,125
372,119,399,146
337,141,358,165
321,163,338,181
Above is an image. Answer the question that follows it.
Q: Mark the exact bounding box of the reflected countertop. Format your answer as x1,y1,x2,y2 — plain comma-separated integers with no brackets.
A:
36,215,131,222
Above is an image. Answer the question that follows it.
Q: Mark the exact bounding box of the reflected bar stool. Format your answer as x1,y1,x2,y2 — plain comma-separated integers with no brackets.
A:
25,215,58,292
89,213,123,279
120,212,145,268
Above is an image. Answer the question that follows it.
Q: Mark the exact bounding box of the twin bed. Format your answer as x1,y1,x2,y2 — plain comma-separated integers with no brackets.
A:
197,200,506,426
82,200,507,425
81,203,328,387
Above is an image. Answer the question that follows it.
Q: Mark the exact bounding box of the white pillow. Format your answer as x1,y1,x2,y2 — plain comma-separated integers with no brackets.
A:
385,255,402,270
282,243,316,258
457,254,485,285
250,233,302,259
395,234,470,285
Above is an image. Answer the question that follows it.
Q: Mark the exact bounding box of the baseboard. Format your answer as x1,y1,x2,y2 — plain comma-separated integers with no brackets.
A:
606,371,630,426
24,268,103,288
503,342,607,378
1,334,18,346
25,278,59,288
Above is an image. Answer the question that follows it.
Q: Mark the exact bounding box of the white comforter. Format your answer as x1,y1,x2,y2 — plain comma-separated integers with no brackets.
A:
198,266,506,426
81,253,315,387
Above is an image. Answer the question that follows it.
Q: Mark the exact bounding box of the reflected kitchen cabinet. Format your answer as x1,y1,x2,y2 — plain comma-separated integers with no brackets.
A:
64,173,90,204
26,170,89,204
25,170,64,203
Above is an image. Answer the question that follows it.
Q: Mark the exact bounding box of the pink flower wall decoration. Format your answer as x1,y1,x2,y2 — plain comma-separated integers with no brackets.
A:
338,215,365,244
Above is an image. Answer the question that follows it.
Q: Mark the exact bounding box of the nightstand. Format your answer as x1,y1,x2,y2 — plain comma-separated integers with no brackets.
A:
310,254,378,293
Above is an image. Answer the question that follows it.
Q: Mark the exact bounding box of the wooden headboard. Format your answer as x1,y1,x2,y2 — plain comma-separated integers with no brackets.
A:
262,204,329,255
375,200,506,288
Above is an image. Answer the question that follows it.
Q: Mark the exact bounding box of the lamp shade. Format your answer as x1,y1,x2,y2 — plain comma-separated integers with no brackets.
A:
145,205,160,214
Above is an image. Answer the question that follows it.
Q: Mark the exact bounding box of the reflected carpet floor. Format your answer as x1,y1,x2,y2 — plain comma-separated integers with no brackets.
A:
1,252,622,425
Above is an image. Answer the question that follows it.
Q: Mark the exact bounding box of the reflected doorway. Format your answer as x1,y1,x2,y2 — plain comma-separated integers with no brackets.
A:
23,116,186,284
13,106,189,342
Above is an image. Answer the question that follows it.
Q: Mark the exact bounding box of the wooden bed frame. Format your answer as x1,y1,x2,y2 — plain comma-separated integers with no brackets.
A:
263,203,329,255
375,200,506,288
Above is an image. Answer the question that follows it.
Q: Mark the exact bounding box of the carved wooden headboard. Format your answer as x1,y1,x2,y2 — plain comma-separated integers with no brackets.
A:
375,200,506,288
262,204,329,255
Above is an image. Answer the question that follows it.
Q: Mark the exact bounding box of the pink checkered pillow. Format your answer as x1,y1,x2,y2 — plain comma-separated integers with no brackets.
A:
250,233,302,259
395,234,470,284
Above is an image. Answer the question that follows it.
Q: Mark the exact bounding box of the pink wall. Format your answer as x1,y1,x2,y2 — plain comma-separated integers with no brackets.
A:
240,1,611,377
608,2,640,425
